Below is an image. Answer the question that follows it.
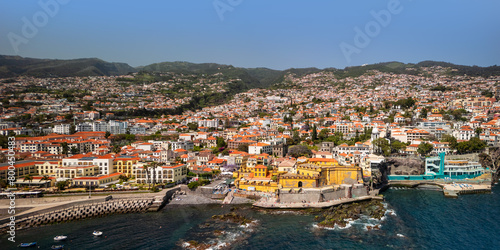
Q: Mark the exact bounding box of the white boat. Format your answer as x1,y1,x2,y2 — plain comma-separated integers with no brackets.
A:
93,231,103,236
54,235,67,241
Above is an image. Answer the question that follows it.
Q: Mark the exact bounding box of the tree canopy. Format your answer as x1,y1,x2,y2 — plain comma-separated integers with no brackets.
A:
288,145,312,158
417,142,434,156
456,137,486,154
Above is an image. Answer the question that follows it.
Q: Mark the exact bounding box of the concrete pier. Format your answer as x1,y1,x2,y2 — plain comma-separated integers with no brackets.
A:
147,187,181,211
442,183,491,197
222,190,234,204
388,180,492,197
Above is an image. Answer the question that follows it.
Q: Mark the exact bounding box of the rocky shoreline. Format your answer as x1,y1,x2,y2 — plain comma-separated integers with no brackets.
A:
315,200,387,229
180,207,257,250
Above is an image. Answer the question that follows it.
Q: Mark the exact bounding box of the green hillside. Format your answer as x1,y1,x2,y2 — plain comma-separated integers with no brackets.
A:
0,55,136,78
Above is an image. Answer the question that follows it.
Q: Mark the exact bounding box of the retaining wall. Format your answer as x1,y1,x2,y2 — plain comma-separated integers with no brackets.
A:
278,185,369,203
352,186,369,197
279,189,321,203
322,188,346,201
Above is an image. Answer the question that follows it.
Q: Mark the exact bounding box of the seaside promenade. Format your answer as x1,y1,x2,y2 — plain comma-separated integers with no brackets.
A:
0,188,174,221
0,196,106,221
253,195,383,209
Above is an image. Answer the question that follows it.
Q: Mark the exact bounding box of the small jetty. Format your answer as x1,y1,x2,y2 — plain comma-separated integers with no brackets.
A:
443,183,491,197
222,190,234,204
147,187,181,211
389,180,492,197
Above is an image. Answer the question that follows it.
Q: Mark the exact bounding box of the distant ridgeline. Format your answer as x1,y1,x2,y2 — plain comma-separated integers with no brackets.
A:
1,55,499,113
1,55,499,80
0,55,136,78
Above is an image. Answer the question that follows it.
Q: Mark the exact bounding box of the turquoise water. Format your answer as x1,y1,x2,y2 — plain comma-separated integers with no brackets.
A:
2,184,500,249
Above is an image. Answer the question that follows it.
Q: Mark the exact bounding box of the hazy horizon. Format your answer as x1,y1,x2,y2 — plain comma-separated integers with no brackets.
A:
1,0,499,70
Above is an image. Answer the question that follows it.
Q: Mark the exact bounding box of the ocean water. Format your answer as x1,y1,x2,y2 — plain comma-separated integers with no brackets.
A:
2,184,500,250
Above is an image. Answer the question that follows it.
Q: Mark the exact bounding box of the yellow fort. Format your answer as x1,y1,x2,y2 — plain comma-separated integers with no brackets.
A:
235,157,363,192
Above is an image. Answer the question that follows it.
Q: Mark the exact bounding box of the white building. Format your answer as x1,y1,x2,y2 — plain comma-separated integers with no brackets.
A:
170,140,194,151
135,164,188,184
62,155,114,175
248,142,272,155
453,126,475,141
53,124,71,134
198,119,219,128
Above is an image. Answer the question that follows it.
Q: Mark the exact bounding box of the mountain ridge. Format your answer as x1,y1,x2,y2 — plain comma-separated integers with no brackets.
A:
1,55,499,81
0,55,137,78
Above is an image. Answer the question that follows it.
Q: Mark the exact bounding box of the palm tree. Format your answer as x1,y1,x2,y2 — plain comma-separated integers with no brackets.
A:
119,174,129,182
24,174,33,189
56,180,68,192
41,175,50,188
143,163,153,190
143,164,150,190
144,162,159,190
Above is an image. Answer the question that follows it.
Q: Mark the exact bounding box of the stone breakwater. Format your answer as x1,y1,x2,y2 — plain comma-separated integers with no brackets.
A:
0,198,154,234
0,187,182,234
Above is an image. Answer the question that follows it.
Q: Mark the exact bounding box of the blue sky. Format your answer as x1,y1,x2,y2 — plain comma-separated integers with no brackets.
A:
0,0,499,69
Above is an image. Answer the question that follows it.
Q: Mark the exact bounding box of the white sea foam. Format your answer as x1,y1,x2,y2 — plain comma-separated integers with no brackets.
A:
383,202,389,209
312,223,336,231
385,209,397,216
312,219,354,231
272,210,301,215
240,220,258,227
208,241,228,250
347,215,382,230
184,218,259,250
363,223,382,231
337,221,353,230
207,231,241,250
212,220,260,249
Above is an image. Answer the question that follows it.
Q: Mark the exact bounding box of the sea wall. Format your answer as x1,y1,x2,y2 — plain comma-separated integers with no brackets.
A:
321,188,346,201
0,198,154,234
279,190,321,203
352,184,369,197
